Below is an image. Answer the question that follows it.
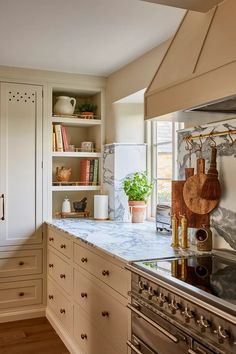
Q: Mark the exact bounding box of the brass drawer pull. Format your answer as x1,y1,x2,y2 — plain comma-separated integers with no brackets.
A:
81,257,88,263
49,263,54,268
60,274,66,278
81,334,87,340
48,295,54,300
81,292,87,298
49,237,54,242
60,309,65,314
101,311,109,317
102,270,109,276
19,261,24,266
60,244,66,249
19,292,25,297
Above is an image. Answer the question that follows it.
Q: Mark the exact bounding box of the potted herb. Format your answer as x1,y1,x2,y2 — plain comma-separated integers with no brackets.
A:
78,102,97,119
123,172,153,223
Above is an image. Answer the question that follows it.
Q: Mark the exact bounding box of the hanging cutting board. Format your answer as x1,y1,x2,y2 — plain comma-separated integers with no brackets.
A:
183,158,219,215
172,181,209,228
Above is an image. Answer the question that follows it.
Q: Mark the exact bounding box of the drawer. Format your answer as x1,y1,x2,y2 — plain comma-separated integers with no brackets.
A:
74,243,129,297
74,304,121,354
74,269,127,353
48,250,72,294
0,249,42,278
48,228,72,259
0,279,42,309
48,279,73,333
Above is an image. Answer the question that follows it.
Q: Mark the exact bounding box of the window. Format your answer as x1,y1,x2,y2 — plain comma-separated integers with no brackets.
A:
146,120,183,218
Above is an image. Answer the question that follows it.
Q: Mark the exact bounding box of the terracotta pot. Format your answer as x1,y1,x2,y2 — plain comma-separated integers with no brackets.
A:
128,201,147,223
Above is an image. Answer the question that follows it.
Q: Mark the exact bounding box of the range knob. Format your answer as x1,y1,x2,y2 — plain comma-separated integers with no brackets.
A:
168,299,181,313
157,292,168,307
197,315,211,330
147,286,155,300
138,280,144,294
182,307,195,321
214,325,230,342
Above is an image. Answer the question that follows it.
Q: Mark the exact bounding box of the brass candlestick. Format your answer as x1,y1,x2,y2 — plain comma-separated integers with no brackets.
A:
171,214,179,248
180,214,188,249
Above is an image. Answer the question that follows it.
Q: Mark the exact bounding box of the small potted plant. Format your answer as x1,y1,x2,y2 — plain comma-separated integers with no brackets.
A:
78,102,97,119
123,172,153,223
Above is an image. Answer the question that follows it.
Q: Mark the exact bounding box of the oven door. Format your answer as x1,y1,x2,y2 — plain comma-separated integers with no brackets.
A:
128,301,191,354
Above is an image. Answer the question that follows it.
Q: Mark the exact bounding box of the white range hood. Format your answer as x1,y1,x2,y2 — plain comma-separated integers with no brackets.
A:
145,0,236,119
141,0,224,13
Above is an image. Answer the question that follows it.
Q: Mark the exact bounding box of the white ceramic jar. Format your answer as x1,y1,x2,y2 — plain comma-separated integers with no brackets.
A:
54,96,76,115
62,197,71,213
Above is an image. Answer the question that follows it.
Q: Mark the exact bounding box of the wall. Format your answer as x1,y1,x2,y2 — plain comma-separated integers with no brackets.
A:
178,118,236,251
106,39,171,143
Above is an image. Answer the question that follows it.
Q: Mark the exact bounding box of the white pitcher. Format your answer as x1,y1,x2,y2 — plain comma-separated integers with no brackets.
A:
54,96,76,115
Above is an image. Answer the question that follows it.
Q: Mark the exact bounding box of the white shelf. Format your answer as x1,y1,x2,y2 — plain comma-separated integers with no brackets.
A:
52,185,101,192
52,117,102,127
52,152,102,158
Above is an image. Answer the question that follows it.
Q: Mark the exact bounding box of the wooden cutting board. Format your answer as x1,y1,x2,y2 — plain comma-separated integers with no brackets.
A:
172,180,209,228
183,158,219,215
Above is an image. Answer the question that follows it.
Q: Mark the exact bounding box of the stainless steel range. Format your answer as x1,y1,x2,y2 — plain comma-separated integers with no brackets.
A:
126,250,236,354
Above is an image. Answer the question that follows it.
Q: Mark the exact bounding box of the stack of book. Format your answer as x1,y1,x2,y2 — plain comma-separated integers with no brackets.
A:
53,124,69,152
79,159,99,185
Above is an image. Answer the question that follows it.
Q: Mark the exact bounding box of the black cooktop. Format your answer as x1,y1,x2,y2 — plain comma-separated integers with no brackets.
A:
134,252,236,307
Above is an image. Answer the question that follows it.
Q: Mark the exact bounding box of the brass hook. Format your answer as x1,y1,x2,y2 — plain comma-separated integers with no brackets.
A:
227,130,234,146
185,136,193,167
209,130,216,147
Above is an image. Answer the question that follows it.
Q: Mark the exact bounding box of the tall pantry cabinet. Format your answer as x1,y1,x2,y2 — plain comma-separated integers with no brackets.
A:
0,82,45,322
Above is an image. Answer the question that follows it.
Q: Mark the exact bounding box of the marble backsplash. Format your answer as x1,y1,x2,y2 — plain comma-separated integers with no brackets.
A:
178,118,236,250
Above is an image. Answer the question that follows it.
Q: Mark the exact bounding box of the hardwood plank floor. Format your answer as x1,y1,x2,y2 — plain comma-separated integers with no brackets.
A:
0,317,70,354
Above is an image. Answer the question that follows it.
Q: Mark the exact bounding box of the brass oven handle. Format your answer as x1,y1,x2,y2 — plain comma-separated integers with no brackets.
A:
127,340,143,354
127,303,178,343
0,194,5,221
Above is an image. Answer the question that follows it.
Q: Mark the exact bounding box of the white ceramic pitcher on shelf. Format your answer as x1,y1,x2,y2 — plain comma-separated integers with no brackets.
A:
53,96,76,115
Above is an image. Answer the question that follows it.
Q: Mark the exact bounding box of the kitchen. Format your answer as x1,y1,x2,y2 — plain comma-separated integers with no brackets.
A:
0,0,235,354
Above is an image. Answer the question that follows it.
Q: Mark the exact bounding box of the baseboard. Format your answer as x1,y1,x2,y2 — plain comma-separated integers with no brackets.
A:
0,307,46,323
46,307,82,354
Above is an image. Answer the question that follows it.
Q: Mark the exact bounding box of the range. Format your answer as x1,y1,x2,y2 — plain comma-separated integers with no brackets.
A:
126,250,236,354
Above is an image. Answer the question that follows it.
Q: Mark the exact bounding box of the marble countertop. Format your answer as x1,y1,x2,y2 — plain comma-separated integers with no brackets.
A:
48,219,200,263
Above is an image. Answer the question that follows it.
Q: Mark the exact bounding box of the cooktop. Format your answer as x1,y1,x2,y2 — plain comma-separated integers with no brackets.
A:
134,251,236,307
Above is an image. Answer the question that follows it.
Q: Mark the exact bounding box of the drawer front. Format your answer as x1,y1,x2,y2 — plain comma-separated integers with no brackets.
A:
0,249,42,278
74,269,127,353
74,304,121,354
48,228,72,259
48,279,73,333
0,279,42,309
48,250,72,294
74,243,128,297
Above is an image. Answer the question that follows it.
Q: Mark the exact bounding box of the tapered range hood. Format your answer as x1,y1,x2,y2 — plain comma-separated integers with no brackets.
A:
145,0,236,119
142,0,224,13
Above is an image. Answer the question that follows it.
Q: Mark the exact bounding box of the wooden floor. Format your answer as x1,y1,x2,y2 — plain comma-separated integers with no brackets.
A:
0,317,70,354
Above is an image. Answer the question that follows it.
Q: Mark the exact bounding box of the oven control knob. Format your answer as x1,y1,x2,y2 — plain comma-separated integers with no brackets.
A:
197,315,211,329
147,286,155,300
138,280,144,293
182,307,195,320
168,299,181,313
214,326,230,342
157,292,168,306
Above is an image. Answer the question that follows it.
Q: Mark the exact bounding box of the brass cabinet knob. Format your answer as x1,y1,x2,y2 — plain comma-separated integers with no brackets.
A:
19,292,24,297
214,326,230,342
19,261,24,266
102,270,109,276
60,274,66,278
48,295,54,300
81,334,87,340
60,309,65,314
101,311,109,317
81,257,88,263
49,237,54,242
60,244,66,249
49,263,54,268
81,292,87,298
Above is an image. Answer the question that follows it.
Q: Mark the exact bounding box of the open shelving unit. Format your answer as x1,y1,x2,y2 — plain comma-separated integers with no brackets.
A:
47,84,105,219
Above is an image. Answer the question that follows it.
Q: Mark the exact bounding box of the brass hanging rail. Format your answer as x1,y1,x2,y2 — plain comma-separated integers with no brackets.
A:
184,129,236,141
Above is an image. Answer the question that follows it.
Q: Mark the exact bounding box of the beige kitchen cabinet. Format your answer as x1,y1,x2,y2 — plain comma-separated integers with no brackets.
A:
47,225,129,354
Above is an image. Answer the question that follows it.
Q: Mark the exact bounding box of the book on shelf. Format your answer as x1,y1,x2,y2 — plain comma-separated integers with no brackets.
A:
54,124,64,152
52,131,56,152
79,159,99,186
61,125,69,152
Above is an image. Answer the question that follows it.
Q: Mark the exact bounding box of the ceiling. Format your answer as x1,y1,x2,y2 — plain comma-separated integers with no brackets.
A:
0,0,184,76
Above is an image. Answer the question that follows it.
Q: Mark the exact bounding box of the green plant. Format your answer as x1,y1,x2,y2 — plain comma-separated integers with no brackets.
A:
78,102,97,113
123,172,153,202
